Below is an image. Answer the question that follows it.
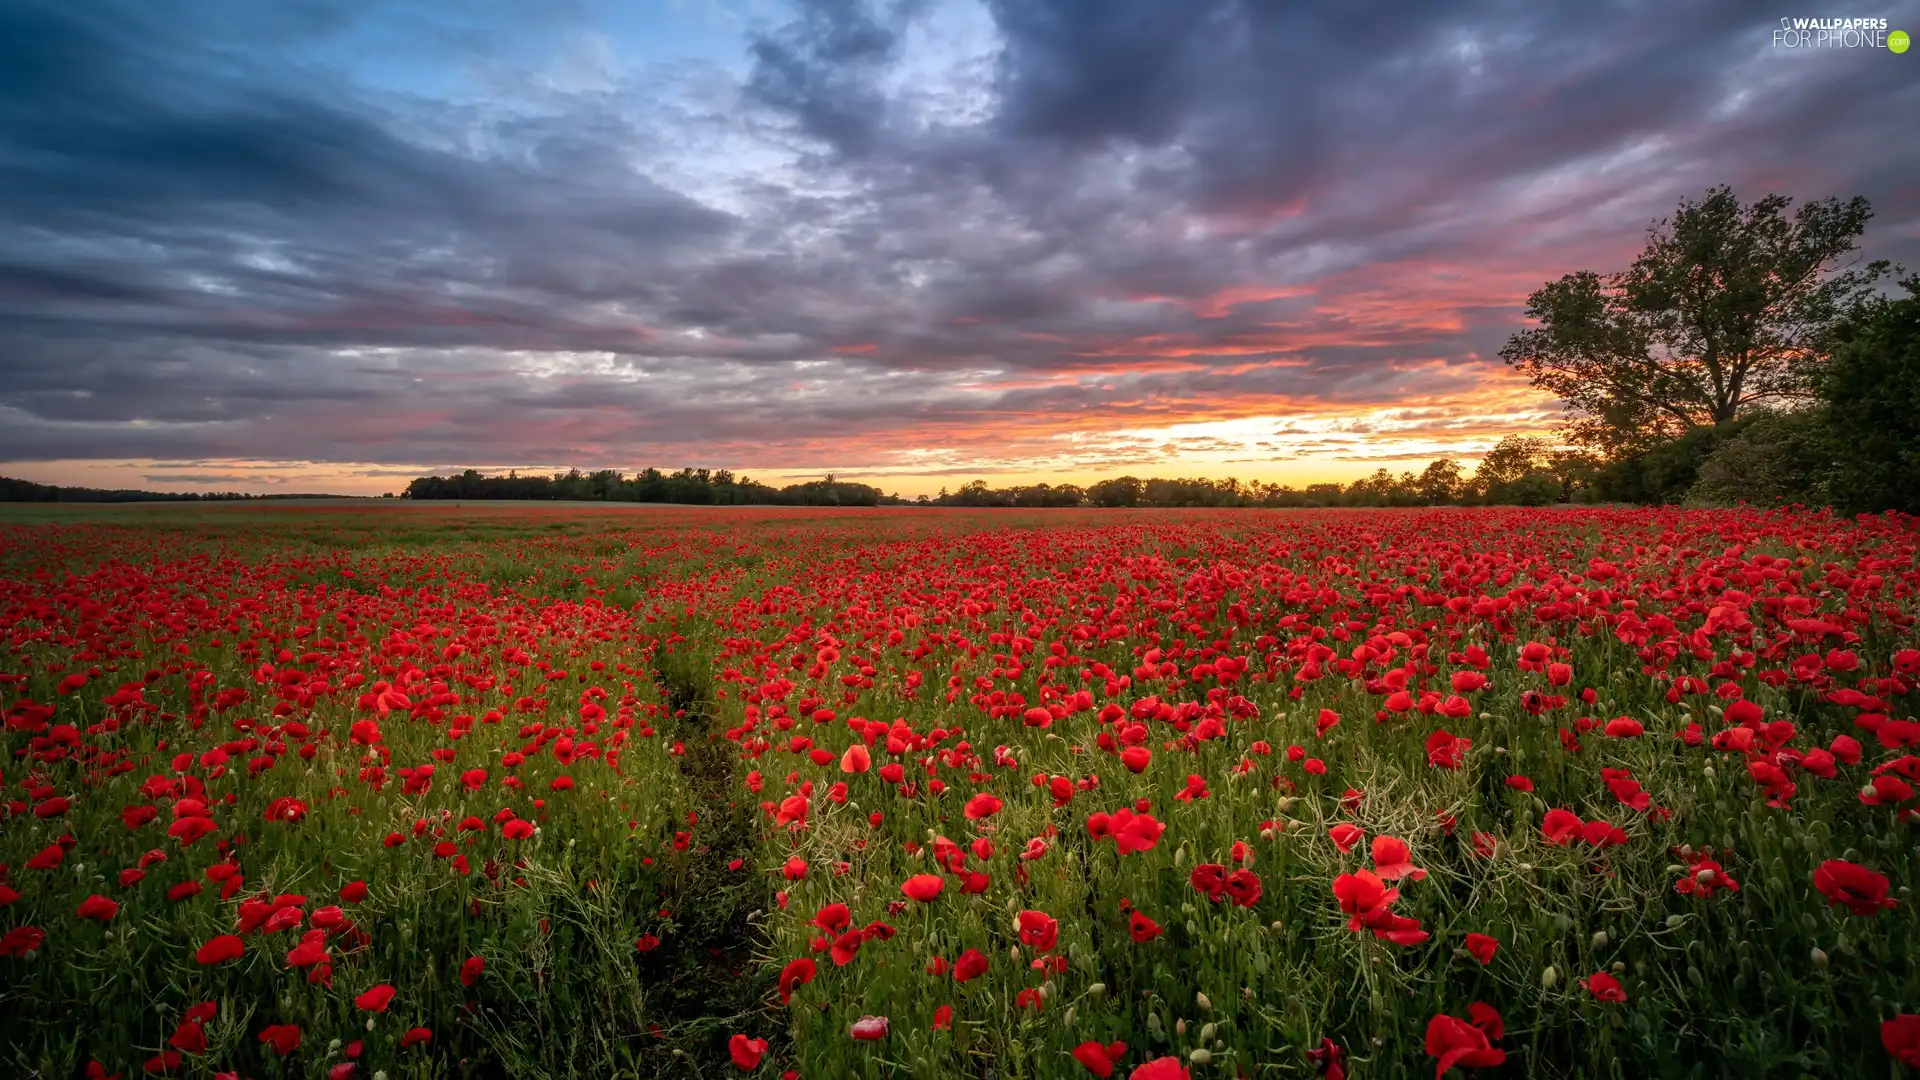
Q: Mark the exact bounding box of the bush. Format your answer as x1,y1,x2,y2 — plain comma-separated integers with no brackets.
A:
1821,280,1920,515
1488,469,1562,506
1686,409,1830,507
1592,423,1731,504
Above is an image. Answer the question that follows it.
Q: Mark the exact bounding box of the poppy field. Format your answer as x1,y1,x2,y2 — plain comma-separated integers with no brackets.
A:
2,503,1917,1080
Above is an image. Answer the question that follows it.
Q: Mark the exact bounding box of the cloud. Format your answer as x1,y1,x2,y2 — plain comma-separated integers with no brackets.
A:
2,0,1916,494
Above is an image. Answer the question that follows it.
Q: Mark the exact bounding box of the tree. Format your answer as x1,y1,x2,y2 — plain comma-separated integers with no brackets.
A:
1088,476,1143,507
1471,436,1552,498
1416,459,1463,505
1820,276,1920,514
1545,449,1602,503
1500,186,1894,454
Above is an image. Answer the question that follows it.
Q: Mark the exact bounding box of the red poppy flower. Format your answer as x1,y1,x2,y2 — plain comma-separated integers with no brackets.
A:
286,934,328,968
901,874,944,902
811,902,852,933
1190,863,1227,901
1463,932,1498,965
1332,870,1399,927
1541,808,1583,845
168,1020,207,1055
1603,717,1644,738
1073,1040,1130,1077
830,930,864,966
953,947,989,982
461,955,485,987
1581,819,1628,847
1425,729,1471,770
1128,1058,1189,1080
963,793,1003,819
1360,906,1430,946
1107,809,1165,854
1305,1037,1346,1079
1812,860,1898,916
1329,823,1364,853
849,1015,889,1041
258,1024,300,1056
1425,1007,1504,1076
1222,869,1262,907
932,1004,953,1031
76,894,119,922
1582,972,1627,1002
1016,910,1059,951
400,1027,431,1049
728,1034,768,1070
778,957,816,1003
194,935,244,965
353,984,396,1012
1128,910,1163,943
1371,836,1426,881
0,925,44,957
1884,1014,1920,1067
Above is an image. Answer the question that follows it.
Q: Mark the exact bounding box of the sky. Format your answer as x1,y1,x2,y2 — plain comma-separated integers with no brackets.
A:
2,0,1917,498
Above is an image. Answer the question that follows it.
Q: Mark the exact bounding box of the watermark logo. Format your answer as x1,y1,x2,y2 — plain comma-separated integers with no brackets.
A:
1771,16,1905,49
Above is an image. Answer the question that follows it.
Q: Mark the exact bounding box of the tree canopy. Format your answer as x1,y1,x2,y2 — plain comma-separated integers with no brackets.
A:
1500,186,1893,454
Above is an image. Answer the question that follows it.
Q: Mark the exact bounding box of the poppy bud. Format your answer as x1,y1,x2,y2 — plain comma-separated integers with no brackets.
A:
1195,992,1212,1012
1542,966,1559,988
1591,931,1609,949
1199,1022,1216,1042
1175,1018,1186,1037
1087,983,1106,997
1811,947,1828,967
1189,1049,1212,1065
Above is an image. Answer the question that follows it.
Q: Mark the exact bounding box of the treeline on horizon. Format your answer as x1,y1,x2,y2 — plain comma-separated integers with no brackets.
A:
397,447,1598,509
0,476,344,504
402,468,892,507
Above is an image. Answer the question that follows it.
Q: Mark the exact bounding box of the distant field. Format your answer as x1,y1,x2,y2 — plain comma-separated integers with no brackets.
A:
1,505,1916,1079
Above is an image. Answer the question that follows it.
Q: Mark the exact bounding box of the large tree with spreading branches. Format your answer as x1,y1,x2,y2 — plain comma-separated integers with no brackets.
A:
1500,186,1894,454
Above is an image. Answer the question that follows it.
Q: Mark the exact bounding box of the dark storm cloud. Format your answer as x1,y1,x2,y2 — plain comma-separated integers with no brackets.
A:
2,0,1916,480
